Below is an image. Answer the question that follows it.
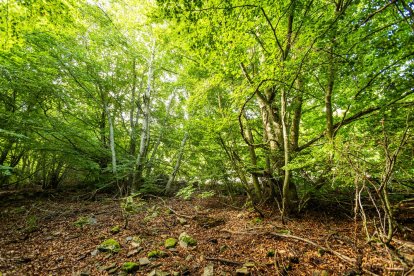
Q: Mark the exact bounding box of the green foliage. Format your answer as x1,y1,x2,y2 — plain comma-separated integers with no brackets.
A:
73,216,95,228
197,191,215,199
143,205,159,223
0,165,12,176
121,194,145,215
0,0,412,216
24,215,38,233
251,217,263,225
176,185,196,200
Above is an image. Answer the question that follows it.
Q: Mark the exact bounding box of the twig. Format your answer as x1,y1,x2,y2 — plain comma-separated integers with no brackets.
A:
404,266,414,276
393,238,414,250
146,195,195,219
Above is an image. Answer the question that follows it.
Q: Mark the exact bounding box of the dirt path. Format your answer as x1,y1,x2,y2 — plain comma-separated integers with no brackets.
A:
0,194,410,275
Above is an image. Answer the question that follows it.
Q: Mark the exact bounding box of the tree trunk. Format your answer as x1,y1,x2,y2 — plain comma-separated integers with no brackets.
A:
106,104,117,174
290,79,303,151
129,57,138,156
243,113,262,198
146,93,174,178
281,0,298,219
165,132,188,194
325,43,335,141
132,39,155,193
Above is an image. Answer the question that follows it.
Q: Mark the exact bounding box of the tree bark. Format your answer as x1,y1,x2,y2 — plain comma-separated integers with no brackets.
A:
165,132,188,194
290,78,303,151
106,104,117,174
129,57,138,156
146,93,174,178
132,39,155,193
243,113,262,198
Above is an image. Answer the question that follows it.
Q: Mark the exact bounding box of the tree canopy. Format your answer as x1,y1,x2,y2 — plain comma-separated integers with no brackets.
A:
1,0,413,216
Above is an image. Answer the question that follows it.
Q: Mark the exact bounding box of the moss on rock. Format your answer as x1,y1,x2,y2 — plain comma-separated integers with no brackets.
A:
164,238,177,249
97,239,121,253
122,262,139,272
110,225,121,234
147,250,168,258
179,232,197,246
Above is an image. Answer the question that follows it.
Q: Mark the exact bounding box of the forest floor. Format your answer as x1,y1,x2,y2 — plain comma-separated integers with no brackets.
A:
0,191,413,275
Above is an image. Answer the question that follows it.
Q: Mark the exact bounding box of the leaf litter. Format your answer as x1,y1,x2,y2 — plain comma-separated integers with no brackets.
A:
0,194,412,275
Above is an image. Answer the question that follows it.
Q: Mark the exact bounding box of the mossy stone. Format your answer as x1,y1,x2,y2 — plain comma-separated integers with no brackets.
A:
179,232,197,246
110,225,121,234
148,250,168,258
122,262,139,272
165,238,177,249
97,239,121,253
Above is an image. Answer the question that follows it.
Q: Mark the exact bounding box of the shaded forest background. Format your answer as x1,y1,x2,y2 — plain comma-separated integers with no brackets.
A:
0,0,413,232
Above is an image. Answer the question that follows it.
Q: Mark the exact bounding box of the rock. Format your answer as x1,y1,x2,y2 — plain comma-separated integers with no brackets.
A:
203,263,214,276
179,232,197,248
98,263,116,271
127,247,143,257
179,240,188,248
165,238,178,249
313,270,330,276
122,262,139,273
243,262,255,268
148,269,170,276
110,225,120,234
139,257,151,266
236,267,250,275
219,245,228,252
130,236,142,248
126,236,133,242
91,249,99,256
196,216,225,228
168,248,178,252
148,250,168,258
107,267,118,274
97,239,121,253
177,217,188,225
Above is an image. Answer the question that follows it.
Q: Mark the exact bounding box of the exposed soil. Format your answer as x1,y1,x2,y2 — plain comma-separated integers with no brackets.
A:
0,192,413,275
